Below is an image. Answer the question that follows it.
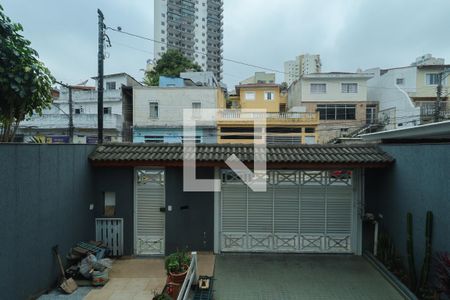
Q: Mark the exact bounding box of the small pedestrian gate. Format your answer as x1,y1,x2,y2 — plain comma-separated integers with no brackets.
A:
135,169,165,255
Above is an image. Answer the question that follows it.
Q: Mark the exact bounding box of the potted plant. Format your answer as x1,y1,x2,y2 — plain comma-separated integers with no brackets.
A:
165,250,191,284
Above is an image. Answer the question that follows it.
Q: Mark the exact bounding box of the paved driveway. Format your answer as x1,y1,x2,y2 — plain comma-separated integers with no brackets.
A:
213,254,404,300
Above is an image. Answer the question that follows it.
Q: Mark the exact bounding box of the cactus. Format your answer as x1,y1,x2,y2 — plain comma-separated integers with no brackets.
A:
419,211,433,291
406,212,417,291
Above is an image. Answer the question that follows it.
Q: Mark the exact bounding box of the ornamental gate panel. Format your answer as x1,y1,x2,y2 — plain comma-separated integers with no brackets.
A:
220,170,355,253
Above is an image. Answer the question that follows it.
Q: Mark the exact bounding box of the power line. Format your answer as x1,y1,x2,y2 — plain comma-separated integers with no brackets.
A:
106,26,287,75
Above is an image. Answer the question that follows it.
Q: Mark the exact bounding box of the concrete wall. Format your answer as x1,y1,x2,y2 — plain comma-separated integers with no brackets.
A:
165,168,215,254
300,77,369,102
365,144,450,273
93,168,135,256
239,86,282,112
0,144,96,300
133,86,219,127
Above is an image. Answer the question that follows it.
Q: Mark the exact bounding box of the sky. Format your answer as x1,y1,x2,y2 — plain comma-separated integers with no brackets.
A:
2,0,450,88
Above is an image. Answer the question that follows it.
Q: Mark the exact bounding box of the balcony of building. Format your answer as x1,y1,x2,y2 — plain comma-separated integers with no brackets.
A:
56,89,122,104
415,100,450,123
217,110,320,125
20,113,123,131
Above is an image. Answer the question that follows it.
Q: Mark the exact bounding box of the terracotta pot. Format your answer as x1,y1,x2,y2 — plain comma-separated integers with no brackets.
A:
169,264,189,284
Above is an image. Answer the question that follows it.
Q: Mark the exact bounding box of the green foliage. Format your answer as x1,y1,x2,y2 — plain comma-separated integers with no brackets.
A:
144,49,201,86
164,250,191,275
406,212,417,291
0,4,54,142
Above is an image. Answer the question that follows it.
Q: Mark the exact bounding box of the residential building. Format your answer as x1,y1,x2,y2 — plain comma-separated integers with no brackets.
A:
217,83,319,144
132,82,226,143
18,73,141,143
288,72,375,143
154,0,224,81
411,53,445,66
240,72,276,85
366,60,450,130
284,54,322,86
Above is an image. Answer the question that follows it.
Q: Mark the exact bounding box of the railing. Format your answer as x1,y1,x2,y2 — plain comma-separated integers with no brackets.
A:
217,110,319,122
177,252,198,300
20,113,123,130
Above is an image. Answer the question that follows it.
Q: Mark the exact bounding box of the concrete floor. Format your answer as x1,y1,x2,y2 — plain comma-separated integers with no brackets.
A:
85,252,215,300
213,254,404,300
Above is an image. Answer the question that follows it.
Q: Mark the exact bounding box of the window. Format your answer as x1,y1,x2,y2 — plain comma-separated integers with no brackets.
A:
304,136,316,145
264,91,275,100
396,78,404,85
106,81,116,90
104,192,116,217
316,104,356,120
103,107,112,115
192,102,201,118
245,91,256,100
144,136,164,143
305,127,315,133
149,102,159,119
75,108,82,114
310,83,326,94
279,104,287,112
426,73,440,85
341,83,358,93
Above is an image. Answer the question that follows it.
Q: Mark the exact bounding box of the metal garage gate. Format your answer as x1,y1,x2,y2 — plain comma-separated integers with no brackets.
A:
220,170,356,253
135,169,165,255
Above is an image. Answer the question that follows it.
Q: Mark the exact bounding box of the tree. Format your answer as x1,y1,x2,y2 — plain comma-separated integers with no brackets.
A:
144,49,202,86
0,5,54,142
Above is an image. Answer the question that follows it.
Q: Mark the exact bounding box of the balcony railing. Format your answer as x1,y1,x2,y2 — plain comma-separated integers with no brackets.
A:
217,110,319,123
20,113,123,130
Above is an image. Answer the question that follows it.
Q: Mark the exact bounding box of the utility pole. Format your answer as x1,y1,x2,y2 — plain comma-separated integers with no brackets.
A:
97,9,105,144
68,86,74,142
56,81,74,143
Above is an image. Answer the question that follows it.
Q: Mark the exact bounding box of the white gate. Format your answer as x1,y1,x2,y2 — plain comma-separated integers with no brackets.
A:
135,169,165,255
95,218,124,256
220,170,355,253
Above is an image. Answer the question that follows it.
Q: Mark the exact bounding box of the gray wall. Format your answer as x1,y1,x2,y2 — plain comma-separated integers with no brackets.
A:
93,168,134,255
165,167,215,254
365,144,450,273
0,144,96,300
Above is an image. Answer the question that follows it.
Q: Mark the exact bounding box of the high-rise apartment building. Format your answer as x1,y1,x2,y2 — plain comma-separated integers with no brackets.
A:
154,0,224,81
284,54,322,86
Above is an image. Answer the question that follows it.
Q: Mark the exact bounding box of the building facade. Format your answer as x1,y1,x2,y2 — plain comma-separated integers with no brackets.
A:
284,54,322,86
18,73,141,143
288,72,375,143
240,72,276,85
132,85,226,144
366,61,450,130
154,0,224,81
217,83,319,144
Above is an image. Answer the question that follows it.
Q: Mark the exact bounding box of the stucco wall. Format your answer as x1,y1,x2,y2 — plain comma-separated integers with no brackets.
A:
0,144,96,300
239,87,282,112
300,77,369,102
366,67,420,129
365,144,450,273
93,168,135,256
133,87,219,127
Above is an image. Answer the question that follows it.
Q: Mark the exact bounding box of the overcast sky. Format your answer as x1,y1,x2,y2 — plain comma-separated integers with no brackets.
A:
2,0,450,88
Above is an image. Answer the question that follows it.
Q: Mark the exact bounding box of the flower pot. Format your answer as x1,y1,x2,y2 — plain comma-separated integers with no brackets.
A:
168,264,189,284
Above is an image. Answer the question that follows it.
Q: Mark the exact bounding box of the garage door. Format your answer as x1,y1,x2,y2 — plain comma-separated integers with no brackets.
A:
135,169,165,255
220,170,355,253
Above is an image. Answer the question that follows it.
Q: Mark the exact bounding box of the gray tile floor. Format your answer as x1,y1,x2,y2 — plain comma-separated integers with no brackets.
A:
213,254,404,300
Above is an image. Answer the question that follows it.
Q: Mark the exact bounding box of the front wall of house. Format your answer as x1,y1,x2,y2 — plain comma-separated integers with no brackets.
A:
133,87,219,128
300,78,369,102
239,87,282,112
133,127,217,144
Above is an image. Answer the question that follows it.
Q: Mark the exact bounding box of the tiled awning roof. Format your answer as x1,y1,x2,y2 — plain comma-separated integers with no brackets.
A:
89,144,394,168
